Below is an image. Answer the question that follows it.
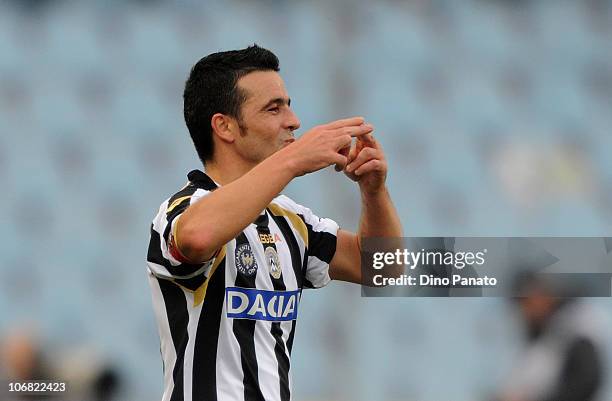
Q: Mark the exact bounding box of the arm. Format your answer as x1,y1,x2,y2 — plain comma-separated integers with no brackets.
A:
329,134,403,284
176,117,374,263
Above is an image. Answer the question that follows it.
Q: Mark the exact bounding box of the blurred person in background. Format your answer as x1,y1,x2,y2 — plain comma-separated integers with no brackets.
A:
1,329,50,383
1,329,53,400
0,328,121,401
146,44,402,401
494,272,606,401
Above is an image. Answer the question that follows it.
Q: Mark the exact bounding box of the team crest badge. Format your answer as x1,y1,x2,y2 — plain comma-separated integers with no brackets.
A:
265,246,282,279
235,243,257,276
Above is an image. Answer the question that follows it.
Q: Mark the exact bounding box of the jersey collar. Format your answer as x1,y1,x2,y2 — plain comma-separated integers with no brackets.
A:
187,169,218,191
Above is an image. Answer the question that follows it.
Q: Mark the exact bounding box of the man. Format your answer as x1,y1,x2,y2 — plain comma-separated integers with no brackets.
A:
146,45,401,401
495,272,605,401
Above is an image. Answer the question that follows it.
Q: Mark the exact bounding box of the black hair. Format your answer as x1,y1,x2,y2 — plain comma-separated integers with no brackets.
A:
183,44,280,164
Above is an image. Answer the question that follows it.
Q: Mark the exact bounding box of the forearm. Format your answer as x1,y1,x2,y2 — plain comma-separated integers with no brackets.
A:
329,187,401,284
358,186,402,239
178,150,296,262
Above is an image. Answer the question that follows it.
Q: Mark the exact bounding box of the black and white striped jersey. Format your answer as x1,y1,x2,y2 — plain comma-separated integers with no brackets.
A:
147,169,339,401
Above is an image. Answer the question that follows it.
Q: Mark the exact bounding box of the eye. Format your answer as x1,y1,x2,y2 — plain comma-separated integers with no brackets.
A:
267,106,280,114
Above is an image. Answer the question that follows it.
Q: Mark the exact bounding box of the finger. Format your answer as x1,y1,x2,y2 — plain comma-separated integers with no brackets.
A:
346,147,380,173
324,116,365,130
333,154,348,172
346,142,358,164
331,123,374,138
343,168,359,182
338,145,350,158
334,134,352,151
337,144,350,168
354,159,386,176
357,133,377,147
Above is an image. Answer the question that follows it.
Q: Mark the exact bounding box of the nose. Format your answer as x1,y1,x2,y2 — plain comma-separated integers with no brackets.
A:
285,108,301,132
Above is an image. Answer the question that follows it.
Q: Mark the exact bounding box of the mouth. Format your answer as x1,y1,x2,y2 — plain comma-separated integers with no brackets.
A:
283,138,295,146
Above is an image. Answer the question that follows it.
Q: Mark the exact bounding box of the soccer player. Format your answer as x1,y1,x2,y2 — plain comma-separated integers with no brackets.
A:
146,45,402,401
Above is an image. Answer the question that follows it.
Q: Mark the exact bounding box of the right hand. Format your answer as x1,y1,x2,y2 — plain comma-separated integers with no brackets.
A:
282,117,374,177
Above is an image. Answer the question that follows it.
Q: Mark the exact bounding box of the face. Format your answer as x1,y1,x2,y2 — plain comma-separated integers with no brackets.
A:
232,70,301,164
518,290,555,324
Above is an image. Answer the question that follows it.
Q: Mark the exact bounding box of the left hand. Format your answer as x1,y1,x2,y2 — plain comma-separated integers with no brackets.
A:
343,133,388,194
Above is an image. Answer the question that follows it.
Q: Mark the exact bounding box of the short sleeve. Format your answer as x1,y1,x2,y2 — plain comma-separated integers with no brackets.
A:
294,202,339,289
146,187,216,290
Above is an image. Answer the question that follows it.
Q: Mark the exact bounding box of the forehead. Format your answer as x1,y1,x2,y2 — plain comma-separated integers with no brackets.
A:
237,70,288,106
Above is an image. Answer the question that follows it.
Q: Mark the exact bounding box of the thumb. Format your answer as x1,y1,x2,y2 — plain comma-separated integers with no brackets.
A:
347,142,358,164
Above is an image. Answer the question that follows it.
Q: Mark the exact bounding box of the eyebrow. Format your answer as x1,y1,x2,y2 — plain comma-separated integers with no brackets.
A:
260,97,291,111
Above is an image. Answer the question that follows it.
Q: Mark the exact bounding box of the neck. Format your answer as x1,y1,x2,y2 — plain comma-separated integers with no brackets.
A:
203,157,255,186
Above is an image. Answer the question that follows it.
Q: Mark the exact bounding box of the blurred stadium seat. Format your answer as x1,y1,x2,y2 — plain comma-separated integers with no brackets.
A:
1,1,611,400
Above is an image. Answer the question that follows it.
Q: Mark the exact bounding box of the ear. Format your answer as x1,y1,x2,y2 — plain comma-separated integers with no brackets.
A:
211,113,238,143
